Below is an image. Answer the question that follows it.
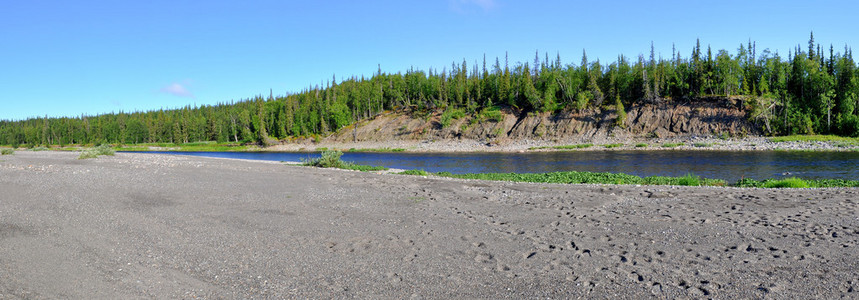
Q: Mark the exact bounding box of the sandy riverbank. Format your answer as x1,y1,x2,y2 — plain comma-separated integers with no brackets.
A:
264,136,859,153
1,151,857,298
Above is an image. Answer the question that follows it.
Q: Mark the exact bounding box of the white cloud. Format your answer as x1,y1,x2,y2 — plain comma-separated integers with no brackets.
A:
450,0,497,13
159,83,195,98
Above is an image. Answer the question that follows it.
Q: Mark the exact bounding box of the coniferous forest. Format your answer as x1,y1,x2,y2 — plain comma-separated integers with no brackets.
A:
2,34,858,148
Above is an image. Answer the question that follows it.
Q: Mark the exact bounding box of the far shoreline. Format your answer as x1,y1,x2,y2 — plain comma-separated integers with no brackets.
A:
8,135,859,154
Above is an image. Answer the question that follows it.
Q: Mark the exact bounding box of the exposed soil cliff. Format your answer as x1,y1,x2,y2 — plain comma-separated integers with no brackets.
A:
327,97,758,144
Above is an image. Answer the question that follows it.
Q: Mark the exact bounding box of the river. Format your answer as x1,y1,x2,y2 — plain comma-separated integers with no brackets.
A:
125,150,859,182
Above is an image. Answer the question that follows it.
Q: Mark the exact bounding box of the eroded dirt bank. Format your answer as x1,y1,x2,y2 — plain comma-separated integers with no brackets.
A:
1,152,857,298
327,96,756,144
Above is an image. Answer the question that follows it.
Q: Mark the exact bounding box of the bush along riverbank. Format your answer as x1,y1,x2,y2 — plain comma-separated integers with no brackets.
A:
304,151,859,188
427,171,859,188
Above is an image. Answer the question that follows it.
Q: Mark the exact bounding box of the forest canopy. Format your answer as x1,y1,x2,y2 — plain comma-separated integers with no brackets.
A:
2,34,857,147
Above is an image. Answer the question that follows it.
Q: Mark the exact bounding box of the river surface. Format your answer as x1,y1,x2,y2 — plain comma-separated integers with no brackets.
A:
127,150,859,182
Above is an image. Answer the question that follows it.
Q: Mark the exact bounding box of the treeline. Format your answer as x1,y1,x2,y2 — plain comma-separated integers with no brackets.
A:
1,34,857,147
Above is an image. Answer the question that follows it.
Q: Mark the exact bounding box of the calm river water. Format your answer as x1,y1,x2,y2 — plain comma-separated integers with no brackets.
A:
128,150,859,182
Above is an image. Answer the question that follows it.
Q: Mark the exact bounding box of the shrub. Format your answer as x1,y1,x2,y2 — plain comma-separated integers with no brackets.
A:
398,169,429,176
477,107,504,122
614,96,626,128
1,148,14,155
343,164,388,172
763,177,809,188
303,150,345,168
635,143,648,148
677,173,701,186
554,143,593,149
440,107,465,128
661,143,684,148
603,143,623,148
693,142,712,147
95,144,115,156
78,144,115,159
302,150,387,171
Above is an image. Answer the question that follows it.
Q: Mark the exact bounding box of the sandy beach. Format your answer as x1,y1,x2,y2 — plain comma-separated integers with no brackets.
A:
1,151,857,298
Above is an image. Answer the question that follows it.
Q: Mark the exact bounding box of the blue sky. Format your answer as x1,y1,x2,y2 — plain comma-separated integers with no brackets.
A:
2,0,857,121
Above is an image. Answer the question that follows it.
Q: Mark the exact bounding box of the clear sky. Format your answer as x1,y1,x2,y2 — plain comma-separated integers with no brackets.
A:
2,0,857,121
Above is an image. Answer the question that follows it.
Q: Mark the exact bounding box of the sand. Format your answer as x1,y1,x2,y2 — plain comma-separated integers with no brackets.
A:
1,151,857,298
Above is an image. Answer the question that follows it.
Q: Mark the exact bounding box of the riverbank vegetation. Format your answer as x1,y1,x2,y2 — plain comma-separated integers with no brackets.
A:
78,144,115,159
301,150,387,171
113,141,255,152
433,171,727,186
529,143,593,150
769,135,859,145
2,34,857,148
1,148,13,155
413,170,859,188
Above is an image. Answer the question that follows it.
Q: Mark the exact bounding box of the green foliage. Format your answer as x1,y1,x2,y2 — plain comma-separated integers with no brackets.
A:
677,173,701,186
529,143,594,150
575,91,592,111
603,143,623,148
342,164,388,172
1,148,14,155
736,177,859,188
301,150,387,171
440,107,465,128
555,143,593,149
737,177,809,188
114,142,251,152
303,150,346,168
693,142,713,147
614,96,626,128
763,177,809,188
769,135,859,144
347,147,406,152
476,107,504,122
661,143,684,148
398,169,429,176
635,143,648,148
435,170,725,186
78,144,115,159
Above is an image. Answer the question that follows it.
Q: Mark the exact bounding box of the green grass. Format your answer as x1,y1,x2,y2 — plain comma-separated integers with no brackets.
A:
398,169,429,176
677,173,701,186
341,164,388,172
531,143,595,150
635,143,648,148
476,107,504,122
440,107,466,128
391,167,857,188
433,171,725,186
1,148,14,155
763,177,809,188
302,150,388,172
769,135,859,144
113,142,252,152
603,143,623,148
79,144,115,159
693,142,713,147
347,147,406,152
736,177,859,188
661,142,684,148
